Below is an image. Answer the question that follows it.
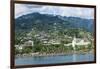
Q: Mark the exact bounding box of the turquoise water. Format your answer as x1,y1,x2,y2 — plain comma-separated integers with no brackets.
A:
15,53,94,65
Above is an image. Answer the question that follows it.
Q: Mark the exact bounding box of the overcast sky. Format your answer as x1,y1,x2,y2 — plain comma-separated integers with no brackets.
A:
15,4,94,19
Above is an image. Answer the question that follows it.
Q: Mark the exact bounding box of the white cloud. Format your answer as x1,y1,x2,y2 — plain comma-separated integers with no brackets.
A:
15,4,43,18
15,4,94,19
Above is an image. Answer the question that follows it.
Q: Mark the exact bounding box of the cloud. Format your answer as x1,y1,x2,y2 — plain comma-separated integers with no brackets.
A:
15,4,94,19
15,4,43,18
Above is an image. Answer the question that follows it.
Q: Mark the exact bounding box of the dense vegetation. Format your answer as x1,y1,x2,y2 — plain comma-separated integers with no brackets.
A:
15,13,94,32
15,13,94,56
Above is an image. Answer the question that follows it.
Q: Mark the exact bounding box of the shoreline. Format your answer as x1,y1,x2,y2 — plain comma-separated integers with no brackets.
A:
15,50,94,58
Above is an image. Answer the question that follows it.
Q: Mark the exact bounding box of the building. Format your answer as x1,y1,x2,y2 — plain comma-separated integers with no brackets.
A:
72,36,90,50
64,36,90,50
15,40,34,50
48,39,61,45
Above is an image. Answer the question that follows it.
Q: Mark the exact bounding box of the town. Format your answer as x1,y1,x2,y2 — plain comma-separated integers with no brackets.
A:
15,27,94,57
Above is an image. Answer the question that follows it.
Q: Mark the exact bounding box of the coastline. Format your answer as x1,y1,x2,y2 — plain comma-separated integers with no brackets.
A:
15,50,94,58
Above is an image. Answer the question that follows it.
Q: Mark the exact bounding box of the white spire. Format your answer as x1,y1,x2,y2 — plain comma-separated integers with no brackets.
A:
72,36,76,50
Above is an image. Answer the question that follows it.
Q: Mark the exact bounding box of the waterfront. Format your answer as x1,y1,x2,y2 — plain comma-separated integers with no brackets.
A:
15,53,94,65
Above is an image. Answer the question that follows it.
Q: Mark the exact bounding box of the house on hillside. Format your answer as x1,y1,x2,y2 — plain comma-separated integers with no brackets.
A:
24,40,34,47
41,39,61,45
15,40,34,50
48,39,61,45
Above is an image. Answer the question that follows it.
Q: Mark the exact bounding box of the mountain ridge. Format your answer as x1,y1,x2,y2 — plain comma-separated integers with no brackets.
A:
15,12,94,33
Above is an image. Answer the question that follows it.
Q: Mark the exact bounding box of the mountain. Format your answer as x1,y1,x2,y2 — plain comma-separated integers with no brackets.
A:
15,12,94,33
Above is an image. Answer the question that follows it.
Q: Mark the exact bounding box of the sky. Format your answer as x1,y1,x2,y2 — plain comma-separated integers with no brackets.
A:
15,4,94,19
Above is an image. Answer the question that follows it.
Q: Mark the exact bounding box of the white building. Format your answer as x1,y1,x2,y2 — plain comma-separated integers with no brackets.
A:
72,36,90,50
64,36,90,50
48,39,61,45
24,40,34,47
15,40,34,50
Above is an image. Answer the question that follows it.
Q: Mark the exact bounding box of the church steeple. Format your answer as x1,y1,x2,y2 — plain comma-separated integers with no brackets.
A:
72,36,76,50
